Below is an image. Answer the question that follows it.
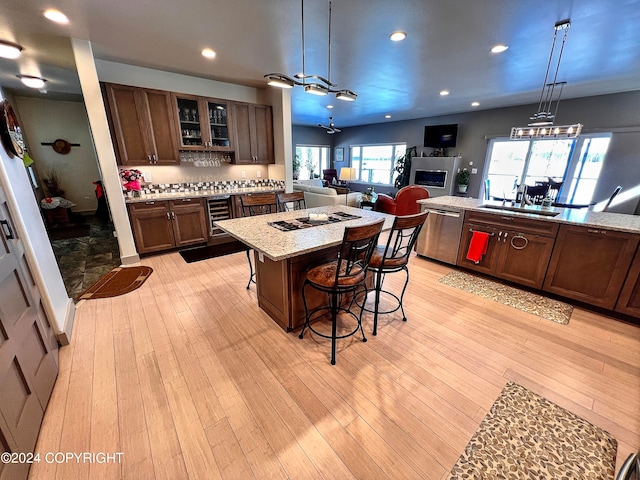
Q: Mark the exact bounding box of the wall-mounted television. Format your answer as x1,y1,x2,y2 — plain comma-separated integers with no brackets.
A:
423,124,458,148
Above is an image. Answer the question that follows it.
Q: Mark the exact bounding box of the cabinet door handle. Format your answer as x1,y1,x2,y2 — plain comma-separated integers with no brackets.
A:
152,154,157,163
171,212,176,219
502,232,508,243
587,228,606,234
510,234,528,250
499,216,513,221
166,212,171,220
145,201,155,205
148,154,152,162
182,198,191,202
0,219,14,239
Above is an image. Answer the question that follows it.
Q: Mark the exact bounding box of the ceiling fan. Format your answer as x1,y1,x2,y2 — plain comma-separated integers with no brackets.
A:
318,117,341,134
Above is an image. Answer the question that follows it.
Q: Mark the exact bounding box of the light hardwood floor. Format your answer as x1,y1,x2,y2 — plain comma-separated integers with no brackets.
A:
29,249,640,479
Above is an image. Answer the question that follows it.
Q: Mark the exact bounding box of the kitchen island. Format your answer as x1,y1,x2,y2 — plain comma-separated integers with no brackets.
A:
417,196,640,320
214,206,395,331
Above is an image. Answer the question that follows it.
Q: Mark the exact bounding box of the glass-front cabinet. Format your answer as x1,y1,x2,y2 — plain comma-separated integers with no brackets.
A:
173,93,233,152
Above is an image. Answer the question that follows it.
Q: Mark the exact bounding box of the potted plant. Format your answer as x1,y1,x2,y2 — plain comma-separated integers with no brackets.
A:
393,146,417,189
456,168,470,193
292,154,301,180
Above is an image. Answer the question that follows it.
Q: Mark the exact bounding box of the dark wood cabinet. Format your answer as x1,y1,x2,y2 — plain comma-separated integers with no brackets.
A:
172,94,234,152
231,102,274,164
128,199,208,254
103,83,180,165
543,224,639,309
616,245,640,316
457,211,558,289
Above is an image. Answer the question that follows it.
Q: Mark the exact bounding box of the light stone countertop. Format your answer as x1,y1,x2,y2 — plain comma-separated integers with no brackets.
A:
214,206,396,261
418,196,640,234
124,186,284,203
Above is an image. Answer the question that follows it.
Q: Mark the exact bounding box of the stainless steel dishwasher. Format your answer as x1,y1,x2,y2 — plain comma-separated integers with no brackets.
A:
416,206,464,265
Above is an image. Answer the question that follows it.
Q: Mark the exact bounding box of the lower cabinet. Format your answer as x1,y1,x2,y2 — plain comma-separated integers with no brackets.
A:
616,244,640,316
543,224,639,310
457,212,558,289
128,199,208,254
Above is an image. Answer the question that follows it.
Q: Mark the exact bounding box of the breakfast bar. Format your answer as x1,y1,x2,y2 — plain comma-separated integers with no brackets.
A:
214,205,395,331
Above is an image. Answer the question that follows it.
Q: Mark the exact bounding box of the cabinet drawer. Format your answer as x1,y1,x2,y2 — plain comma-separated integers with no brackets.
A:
128,200,169,214
169,198,205,210
464,210,559,237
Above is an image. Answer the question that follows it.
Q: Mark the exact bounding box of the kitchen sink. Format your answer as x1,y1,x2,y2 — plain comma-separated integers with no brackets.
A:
480,204,561,217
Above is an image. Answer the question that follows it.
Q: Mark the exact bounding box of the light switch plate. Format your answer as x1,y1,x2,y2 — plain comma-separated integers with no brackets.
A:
241,170,246,178
143,172,153,182
256,170,261,178
471,168,478,174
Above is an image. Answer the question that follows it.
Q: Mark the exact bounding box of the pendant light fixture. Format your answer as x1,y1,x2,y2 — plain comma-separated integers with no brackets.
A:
0,40,23,59
265,0,357,101
510,20,582,140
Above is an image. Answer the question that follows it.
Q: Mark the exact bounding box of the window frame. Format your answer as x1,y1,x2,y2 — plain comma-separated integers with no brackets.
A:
349,143,407,186
295,144,331,180
482,133,611,203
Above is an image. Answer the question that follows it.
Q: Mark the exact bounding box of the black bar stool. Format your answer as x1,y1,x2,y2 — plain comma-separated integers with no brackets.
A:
299,219,384,365
239,193,277,289
365,212,428,335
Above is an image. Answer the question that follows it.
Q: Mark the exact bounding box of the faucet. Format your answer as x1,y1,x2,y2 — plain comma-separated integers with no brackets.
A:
520,184,529,208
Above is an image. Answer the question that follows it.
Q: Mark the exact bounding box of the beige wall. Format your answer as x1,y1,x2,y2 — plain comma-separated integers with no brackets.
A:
14,96,101,213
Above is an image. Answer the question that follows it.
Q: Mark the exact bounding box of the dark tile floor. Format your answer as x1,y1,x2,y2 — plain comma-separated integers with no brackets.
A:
50,217,121,300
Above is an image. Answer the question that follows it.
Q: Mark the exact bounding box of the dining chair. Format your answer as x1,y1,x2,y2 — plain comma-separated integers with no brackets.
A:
299,219,384,365
364,212,428,335
277,191,306,211
615,451,638,480
239,193,277,289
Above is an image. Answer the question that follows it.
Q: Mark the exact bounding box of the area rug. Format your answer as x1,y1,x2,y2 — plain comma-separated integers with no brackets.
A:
438,270,572,325
78,266,153,300
179,239,248,263
447,382,617,479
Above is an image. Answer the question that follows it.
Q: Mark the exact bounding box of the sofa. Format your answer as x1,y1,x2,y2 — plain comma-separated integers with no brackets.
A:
293,179,361,208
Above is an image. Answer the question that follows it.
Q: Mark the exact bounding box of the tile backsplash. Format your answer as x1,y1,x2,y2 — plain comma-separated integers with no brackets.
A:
139,179,285,195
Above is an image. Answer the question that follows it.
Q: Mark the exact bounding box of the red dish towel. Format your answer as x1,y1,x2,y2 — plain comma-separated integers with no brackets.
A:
466,231,490,264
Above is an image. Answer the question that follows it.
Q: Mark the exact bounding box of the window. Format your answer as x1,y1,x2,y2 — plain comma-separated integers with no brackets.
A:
565,136,611,204
350,144,406,185
295,145,330,180
484,134,610,202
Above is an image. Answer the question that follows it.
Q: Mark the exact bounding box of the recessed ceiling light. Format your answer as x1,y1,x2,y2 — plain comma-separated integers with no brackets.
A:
440,90,450,96
326,104,333,109
491,44,508,53
201,48,216,59
44,9,69,24
389,31,407,42
471,101,480,107
18,75,47,89
0,40,22,59
385,114,391,119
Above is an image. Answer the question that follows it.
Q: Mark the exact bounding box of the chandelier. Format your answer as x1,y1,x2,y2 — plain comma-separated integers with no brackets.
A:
264,0,357,102
511,20,581,140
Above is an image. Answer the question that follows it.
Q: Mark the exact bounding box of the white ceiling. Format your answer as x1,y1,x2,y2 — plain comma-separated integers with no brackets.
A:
2,0,640,127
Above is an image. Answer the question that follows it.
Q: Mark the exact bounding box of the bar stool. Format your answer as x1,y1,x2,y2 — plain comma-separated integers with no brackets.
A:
299,219,384,365
277,191,306,211
239,193,277,289
366,212,428,335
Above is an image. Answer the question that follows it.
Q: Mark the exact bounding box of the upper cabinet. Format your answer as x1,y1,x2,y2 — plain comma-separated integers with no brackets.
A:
172,94,234,152
103,83,180,165
231,102,274,164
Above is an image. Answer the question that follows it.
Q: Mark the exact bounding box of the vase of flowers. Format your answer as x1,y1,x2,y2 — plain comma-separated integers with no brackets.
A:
120,168,143,197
